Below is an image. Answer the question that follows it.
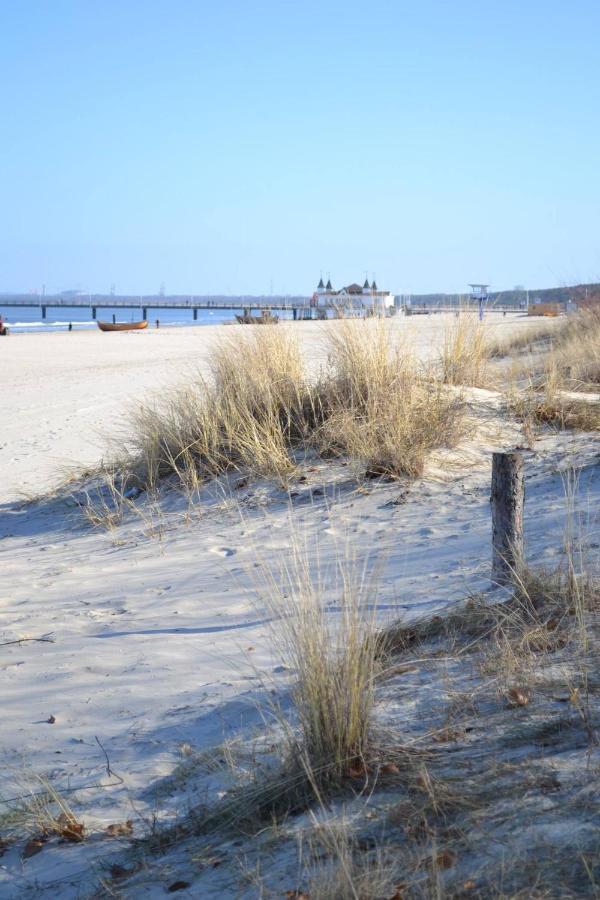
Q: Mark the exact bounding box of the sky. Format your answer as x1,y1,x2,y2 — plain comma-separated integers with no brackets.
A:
1,0,600,297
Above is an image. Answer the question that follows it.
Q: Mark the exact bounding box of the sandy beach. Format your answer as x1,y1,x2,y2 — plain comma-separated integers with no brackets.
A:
3,314,546,503
5,3,599,892
2,312,598,898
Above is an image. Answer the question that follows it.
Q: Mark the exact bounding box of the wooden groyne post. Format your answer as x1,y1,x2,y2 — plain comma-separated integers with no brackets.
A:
491,451,524,585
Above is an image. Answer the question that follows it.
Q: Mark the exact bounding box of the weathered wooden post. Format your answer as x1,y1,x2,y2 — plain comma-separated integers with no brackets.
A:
491,451,524,585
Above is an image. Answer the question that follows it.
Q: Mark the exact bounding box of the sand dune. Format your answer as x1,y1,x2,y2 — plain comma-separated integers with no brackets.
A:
5,312,594,898
3,314,546,503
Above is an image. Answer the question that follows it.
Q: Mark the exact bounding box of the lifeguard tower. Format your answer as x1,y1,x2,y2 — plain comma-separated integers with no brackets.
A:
469,283,489,321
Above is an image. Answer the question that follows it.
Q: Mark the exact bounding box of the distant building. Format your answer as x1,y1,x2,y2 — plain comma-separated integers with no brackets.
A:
527,302,561,317
313,277,394,312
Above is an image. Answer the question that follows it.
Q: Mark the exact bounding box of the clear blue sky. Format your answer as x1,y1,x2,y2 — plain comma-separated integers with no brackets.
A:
2,1,599,296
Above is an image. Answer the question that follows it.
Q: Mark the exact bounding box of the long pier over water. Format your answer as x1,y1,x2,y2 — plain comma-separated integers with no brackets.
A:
0,294,319,320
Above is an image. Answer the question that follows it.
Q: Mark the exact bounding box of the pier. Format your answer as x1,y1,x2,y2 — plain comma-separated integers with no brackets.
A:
0,294,321,321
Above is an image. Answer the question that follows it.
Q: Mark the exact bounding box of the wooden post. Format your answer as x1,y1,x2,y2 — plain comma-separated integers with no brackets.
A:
491,451,524,585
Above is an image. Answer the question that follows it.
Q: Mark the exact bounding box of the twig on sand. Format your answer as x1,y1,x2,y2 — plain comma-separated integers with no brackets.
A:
0,635,55,647
95,735,124,786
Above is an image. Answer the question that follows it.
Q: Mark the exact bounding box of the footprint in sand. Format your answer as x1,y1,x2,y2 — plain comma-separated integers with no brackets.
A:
209,546,237,558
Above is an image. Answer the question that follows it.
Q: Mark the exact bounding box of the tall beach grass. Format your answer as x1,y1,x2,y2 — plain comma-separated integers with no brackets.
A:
88,320,465,501
255,533,382,788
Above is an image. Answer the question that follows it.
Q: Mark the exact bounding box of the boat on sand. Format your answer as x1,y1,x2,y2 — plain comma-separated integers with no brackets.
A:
235,310,279,325
97,320,148,332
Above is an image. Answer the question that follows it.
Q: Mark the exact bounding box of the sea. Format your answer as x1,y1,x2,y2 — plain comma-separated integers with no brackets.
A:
0,304,302,334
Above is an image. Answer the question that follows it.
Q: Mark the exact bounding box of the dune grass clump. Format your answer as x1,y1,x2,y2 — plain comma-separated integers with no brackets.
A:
487,319,559,358
176,542,386,834
548,306,600,389
502,310,600,432
1,774,84,846
259,540,382,789
304,815,399,900
510,364,600,432
112,327,317,490
498,308,600,387
438,311,490,386
489,564,598,674
523,391,600,432
85,321,466,504
317,320,465,478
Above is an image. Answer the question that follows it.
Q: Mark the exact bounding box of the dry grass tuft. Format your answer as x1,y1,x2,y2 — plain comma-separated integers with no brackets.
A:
1,774,84,844
497,311,600,439
121,327,312,490
503,308,600,393
487,319,558,359
317,320,465,478
510,365,600,432
82,321,465,508
548,307,600,388
162,540,388,836
303,813,399,900
439,312,490,386
256,536,382,789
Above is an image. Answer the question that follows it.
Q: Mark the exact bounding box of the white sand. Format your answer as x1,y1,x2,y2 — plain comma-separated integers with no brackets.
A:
4,312,589,898
3,313,545,503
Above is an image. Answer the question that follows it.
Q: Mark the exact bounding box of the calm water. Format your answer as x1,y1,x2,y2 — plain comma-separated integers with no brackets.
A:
0,305,300,334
